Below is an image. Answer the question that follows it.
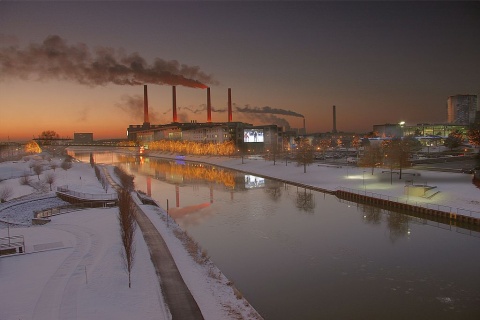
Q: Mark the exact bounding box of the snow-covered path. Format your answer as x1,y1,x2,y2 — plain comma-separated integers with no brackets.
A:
32,223,99,320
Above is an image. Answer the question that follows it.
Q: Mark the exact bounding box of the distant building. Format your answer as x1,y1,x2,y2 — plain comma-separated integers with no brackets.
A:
372,124,403,138
73,133,93,144
372,123,468,139
127,122,283,153
447,94,478,125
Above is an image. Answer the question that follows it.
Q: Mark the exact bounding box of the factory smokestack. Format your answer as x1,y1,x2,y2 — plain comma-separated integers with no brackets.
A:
228,88,232,122
332,105,337,133
207,87,212,122
172,86,178,122
144,85,150,125
303,118,306,134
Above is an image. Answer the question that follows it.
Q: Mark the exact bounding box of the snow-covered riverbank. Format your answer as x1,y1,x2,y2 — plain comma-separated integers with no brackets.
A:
0,157,262,320
143,151,480,217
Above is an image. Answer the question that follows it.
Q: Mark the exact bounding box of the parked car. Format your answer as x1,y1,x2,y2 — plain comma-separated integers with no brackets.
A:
461,168,474,174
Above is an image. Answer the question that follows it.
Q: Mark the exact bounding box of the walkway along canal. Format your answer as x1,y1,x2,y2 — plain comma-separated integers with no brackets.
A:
101,166,205,320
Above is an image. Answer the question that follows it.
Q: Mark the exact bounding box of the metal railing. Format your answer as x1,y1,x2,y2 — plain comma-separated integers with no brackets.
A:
337,186,480,218
34,201,117,219
56,186,117,201
0,235,25,253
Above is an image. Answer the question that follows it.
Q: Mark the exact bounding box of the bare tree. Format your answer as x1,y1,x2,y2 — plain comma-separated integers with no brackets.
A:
295,137,314,173
33,163,44,180
359,144,382,175
118,189,136,288
44,172,56,191
19,172,31,186
0,186,13,203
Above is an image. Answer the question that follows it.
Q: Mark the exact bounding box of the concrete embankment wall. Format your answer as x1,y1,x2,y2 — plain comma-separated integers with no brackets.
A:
335,190,480,226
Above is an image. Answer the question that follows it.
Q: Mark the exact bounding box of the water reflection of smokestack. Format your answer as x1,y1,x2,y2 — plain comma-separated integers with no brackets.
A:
228,88,232,122
147,176,152,197
176,185,180,208
144,85,150,125
207,87,212,122
210,185,213,204
230,190,234,201
172,86,177,122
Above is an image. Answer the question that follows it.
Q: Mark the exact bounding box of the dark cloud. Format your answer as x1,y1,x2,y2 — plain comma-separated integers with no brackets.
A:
0,35,217,88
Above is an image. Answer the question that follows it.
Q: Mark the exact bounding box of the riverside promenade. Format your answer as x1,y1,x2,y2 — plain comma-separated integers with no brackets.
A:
102,167,204,320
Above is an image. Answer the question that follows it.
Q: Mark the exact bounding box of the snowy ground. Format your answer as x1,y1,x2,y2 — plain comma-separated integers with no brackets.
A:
1,150,478,320
0,157,262,320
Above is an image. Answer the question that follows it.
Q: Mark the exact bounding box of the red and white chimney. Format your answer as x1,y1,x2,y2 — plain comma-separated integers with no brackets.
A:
143,85,150,124
207,87,212,122
228,88,232,122
333,105,337,133
172,86,178,122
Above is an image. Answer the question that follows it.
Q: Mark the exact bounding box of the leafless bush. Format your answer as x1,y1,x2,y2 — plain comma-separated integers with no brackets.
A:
19,172,31,186
118,189,137,288
233,286,243,300
61,160,72,171
44,172,56,191
50,162,58,172
29,161,35,172
207,266,221,280
173,228,209,265
33,163,44,180
0,186,13,203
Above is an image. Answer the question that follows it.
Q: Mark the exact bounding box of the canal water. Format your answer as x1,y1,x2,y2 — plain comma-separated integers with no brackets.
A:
74,151,480,319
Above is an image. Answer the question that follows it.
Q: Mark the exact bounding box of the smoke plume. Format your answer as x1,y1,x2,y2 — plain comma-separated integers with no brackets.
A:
116,95,160,123
241,112,291,130
235,105,304,118
183,104,226,114
0,35,216,88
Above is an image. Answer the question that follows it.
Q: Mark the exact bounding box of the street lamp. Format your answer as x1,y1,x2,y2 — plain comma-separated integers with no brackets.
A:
363,170,366,194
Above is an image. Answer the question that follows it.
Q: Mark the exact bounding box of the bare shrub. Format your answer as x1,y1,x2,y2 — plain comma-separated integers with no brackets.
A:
233,286,243,300
0,186,13,203
19,172,31,186
44,172,56,191
50,162,58,172
207,266,221,280
118,189,137,288
61,160,72,171
29,161,35,172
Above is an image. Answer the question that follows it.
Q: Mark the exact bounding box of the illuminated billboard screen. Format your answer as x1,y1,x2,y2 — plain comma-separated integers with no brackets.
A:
245,175,265,189
243,129,264,143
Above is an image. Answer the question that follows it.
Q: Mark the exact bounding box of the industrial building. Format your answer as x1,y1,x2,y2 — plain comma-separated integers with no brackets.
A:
127,85,283,153
447,94,479,125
